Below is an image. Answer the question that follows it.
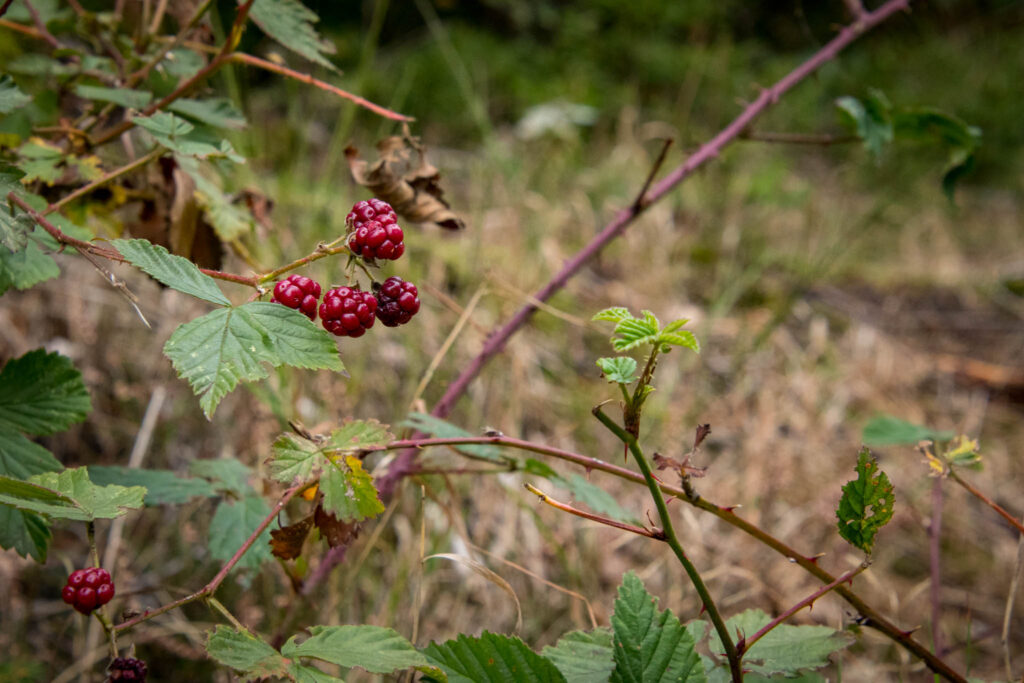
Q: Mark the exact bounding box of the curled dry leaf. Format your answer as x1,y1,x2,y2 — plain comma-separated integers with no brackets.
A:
345,133,465,231
314,504,361,548
270,515,314,560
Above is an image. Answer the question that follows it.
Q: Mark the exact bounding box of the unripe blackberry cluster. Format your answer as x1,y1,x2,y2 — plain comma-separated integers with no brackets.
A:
272,274,321,321
107,657,148,681
62,567,114,614
269,199,422,338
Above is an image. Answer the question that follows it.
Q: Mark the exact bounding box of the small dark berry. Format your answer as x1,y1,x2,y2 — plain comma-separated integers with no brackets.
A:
319,286,377,337
62,585,77,604
346,199,405,262
97,582,115,605
76,587,98,612
271,274,323,321
107,657,148,682
375,277,421,327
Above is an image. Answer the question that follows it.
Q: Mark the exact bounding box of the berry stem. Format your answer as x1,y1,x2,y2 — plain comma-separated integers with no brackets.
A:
93,611,119,659
256,243,352,285
87,521,99,568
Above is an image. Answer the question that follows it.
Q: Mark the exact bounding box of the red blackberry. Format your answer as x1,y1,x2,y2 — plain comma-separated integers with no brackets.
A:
375,276,420,327
62,567,114,614
272,274,322,321
319,286,377,338
346,199,405,261
107,657,148,681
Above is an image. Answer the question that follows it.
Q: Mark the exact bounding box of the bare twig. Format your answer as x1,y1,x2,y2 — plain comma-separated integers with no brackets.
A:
524,482,662,539
930,477,944,655
23,0,59,49
1003,530,1024,681
631,138,673,210
948,469,1024,535
0,0,16,19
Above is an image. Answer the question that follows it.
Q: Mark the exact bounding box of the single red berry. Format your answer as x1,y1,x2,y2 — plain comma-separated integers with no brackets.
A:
107,657,148,681
319,286,377,338
62,585,77,604
76,587,98,612
271,274,322,321
97,582,115,605
346,199,405,262
375,276,421,327
68,569,88,588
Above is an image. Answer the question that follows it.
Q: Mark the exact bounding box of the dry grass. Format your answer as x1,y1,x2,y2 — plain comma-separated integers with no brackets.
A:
2,98,1023,682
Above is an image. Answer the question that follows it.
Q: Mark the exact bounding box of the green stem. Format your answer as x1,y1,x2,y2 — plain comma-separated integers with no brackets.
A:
207,596,247,631
87,520,99,567
593,406,743,683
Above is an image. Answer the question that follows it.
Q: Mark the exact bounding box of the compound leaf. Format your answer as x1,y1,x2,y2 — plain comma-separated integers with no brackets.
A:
248,0,337,70
269,433,324,485
163,302,343,418
205,626,290,680
112,238,231,306
610,571,705,682
208,495,274,573
709,609,854,676
282,625,428,674
541,628,615,683
423,631,566,683
87,466,217,505
0,349,91,436
836,448,894,553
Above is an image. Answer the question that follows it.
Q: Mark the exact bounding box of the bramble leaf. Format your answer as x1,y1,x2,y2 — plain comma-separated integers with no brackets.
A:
0,467,144,522
657,330,699,353
862,415,952,446
190,458,253,495
282,625,429,674
15,138,64,184
596,356,637,384
169,98,247,130
836,90,893,157
592,307,632,323
0,426,60,561
248,0,338,70
541,628,615,683
423,631,567,683
0,506,51,561
836,448,894,554
708,609,854,676
88,466,217,505
0,236,60,293
208,495,275,573
163,302,343,418
610,571,705,682
132,112,243,162
269,420,392,486
0,349,91,436
320,455,384,523
0,206,34,253
112,238,231,306
73,84,152,109
205,626,290,679
0,76,32,113
611,311,660,352
326,419,394,453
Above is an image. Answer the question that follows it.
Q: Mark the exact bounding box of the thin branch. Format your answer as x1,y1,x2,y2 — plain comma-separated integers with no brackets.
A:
44,148,164,216
228,52,414,122
384,0,913,491
128,0,214,87
930,477,944,656
524,482,663,539
738,562,869,655
740,131,859,145
631,138,673,210
113,484,301,634
0,0,16,19
23,0,59,49
948,469,1024,535
376,433,965,682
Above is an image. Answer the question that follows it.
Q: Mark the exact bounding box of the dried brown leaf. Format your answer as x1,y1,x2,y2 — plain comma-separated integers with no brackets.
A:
314,504,360,549
345,133,465,231
270,515,314,560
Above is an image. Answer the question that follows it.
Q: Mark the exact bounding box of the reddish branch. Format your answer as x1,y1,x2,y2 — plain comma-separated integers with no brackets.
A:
383,0,912,491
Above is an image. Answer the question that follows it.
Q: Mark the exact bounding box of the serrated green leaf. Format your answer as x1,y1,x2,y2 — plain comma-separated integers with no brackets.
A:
282,625,428,674
169,98,247,130
592,307,632,323
836,448,894,554
73,84,152,109
836,92,893,157
163,302,343,418
0,237,60,293
288,663,345,682
0,427,61,479
0,467,144,521
611,314,661,352
0,505,51,561
0,76,32,114
112,238,231,305
269,433,324,484
709,609,853,676
596,357,637,384
326,419,394,453
249,0,338,70
205,626,290,679
0,207,34,253
320,455,384,523
88,466,218,505
132,112,242,162
862,415,952,446
175,155,253,241
610,571,705,682
402,412,509,464
190,458,253,495
15,138,64,184
661,319,690,334
541,628,614,683
423,631,567,683
208,495,275,573
0,349,91,436
657,330,700,353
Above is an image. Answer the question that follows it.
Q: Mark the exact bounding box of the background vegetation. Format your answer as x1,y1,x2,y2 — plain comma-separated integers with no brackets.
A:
2,0,1023,679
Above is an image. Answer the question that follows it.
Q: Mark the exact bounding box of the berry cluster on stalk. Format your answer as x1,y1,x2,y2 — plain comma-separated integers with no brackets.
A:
62,567,114,614
267,199,422,340
107,657,148,681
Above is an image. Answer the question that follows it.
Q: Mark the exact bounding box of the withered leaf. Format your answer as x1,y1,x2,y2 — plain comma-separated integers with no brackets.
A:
345,132,464,231
694,423,711,450
314,504,360,549
270,515,314,560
